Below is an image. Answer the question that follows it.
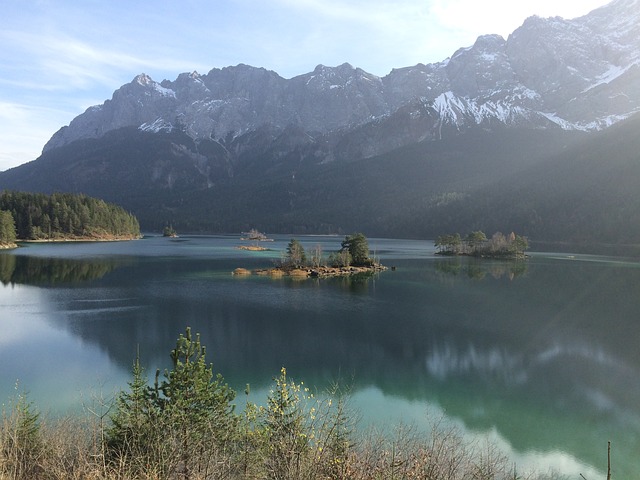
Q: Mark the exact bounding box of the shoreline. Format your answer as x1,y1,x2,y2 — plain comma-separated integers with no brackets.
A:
233,263,387,278
17,235,142,243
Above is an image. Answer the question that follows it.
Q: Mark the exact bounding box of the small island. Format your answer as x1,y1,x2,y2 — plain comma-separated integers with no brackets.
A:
240,228,273,242
236,245,270,251
234,233,387,278
163,224,178,237
236,228,273,251
435,230,529,259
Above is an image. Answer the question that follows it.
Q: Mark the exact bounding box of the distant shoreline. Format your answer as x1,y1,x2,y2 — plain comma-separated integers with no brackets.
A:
17,235,142,244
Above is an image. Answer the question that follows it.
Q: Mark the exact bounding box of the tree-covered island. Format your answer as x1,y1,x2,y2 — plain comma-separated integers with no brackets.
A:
234,233,387,278
163,224,178,237
435,230,529,259
0,191,141,245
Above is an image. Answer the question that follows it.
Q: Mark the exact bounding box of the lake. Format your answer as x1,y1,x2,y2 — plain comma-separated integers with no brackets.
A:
1,235,639,477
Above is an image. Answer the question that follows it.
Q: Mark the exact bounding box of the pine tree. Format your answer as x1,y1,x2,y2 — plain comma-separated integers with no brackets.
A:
160,328,236,447
341,233,370,266
106,356,164,475
106,328,237,479
1,390,43,479
0,211,16,245
286,239,307,267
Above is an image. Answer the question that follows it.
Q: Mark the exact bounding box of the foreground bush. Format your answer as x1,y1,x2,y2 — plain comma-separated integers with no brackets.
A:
106,328,237,479
1,329,569,480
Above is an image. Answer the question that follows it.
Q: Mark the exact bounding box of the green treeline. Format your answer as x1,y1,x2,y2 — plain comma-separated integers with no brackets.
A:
0,191,140,241
435,230,529,258
284,233,373,269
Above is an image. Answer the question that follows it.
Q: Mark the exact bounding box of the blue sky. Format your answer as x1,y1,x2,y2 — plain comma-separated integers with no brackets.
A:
1,0,610,171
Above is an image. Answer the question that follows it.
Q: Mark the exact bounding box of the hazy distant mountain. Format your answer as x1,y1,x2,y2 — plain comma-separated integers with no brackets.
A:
2,0,640,242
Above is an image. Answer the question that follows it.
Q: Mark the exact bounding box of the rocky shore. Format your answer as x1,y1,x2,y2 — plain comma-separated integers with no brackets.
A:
235,245,270,251
233,263,387,278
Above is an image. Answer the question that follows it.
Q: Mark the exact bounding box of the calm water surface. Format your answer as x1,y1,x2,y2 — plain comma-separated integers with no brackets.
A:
1,235,639,477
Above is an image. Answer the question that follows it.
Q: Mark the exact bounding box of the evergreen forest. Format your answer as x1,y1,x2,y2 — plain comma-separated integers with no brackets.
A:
0,191,140,241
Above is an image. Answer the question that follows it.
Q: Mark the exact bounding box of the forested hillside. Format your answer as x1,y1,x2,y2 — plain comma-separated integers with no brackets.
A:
0,191,140,241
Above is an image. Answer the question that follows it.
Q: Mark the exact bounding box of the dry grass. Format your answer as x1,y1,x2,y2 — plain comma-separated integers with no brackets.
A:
1,397,569,480
1,332,568,480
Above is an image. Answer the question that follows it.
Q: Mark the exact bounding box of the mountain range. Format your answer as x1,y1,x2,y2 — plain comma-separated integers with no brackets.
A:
1,0,640,243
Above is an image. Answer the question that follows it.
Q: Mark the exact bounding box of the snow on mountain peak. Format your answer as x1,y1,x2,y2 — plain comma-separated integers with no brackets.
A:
41,0,640,154
133,73,176,97
135,73,153,86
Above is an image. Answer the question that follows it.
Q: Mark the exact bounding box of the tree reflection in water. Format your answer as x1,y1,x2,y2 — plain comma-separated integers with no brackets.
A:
435,257,528,280
0,253,125,286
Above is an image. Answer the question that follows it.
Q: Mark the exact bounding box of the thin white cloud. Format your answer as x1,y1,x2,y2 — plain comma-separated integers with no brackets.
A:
270,0,432,48
1,29,204,90
250,0,442,76
429,0,611,38
0,102,73,171
275,0,429,26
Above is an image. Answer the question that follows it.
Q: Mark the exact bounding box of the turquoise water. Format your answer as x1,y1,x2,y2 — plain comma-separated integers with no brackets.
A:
1,235,639,477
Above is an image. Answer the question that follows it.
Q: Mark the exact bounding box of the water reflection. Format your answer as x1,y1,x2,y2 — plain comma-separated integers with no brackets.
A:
262,271,380,292
435,257,528,280
0,253,125,286
2,238,640,476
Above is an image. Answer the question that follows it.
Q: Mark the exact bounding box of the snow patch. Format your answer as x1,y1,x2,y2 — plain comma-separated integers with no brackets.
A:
518,88,541,101
433,91,532,128
539,108,640,131
480,53,499,62
135,74,176,97
139,118,174,133
539,112,582,130
582,62,637,93
135,74,153,86
153,83,176,98
582,110,640,129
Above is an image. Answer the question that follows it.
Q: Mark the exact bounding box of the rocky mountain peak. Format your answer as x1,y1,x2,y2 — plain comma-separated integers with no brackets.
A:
134,73,154,86
445,34,513,97
42,0,640,155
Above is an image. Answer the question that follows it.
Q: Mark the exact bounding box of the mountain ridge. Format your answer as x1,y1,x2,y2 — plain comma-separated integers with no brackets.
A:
42,0,640,157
